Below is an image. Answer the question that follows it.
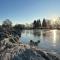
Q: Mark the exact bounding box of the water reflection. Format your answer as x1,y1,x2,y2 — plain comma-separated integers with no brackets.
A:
33,29,41,37
21,29,60,53
53,30,56,46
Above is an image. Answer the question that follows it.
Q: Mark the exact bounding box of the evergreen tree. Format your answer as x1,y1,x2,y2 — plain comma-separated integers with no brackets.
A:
33,20,37,28
42,18,47,28
37,19,41,27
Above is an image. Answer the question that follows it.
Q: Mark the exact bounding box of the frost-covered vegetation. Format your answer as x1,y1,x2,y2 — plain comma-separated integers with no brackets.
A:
0,19,60,60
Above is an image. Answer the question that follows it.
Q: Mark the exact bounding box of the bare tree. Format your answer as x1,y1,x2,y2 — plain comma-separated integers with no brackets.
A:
2,19,12,28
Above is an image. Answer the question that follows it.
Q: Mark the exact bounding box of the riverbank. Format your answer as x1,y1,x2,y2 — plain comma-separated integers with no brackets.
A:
0,38,60,60
23,27,60,30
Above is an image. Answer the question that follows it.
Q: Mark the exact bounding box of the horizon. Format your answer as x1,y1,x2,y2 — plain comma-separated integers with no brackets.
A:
0,0,60,25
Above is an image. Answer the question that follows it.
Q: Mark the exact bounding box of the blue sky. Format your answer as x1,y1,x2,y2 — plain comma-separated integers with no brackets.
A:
0,0,60,25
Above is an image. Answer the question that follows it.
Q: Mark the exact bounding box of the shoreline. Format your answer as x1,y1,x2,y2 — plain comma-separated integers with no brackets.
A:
0,39,60,60
22,28,60,30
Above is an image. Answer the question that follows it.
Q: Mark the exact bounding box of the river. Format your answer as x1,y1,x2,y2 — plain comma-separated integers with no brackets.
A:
20,29,60,54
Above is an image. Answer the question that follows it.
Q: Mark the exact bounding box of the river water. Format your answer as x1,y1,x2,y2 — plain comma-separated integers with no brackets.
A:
20,29,60,54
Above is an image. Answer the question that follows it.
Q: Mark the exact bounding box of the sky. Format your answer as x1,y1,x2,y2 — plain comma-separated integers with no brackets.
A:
0,0,60,25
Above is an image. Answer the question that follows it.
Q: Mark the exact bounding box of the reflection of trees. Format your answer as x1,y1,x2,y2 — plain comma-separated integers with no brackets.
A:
33,29,41,37
42,32,46,37
42,30,51,37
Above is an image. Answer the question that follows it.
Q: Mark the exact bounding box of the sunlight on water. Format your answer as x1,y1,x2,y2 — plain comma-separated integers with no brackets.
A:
21,29,60,53
53,30,56,46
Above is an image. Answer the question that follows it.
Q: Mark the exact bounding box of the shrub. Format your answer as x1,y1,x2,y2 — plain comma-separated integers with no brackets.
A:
9,38,15,43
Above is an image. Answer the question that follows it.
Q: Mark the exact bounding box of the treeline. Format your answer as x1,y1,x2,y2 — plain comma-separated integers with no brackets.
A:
0,18,59,34
0,18,54,31
0,19,25,31
33,18,60,29
33,18,47,29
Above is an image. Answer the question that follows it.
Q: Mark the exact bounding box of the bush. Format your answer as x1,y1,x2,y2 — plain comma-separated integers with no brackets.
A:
30,40,34,46
30,40,40,46
9,38,15,43
5,43,12,49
